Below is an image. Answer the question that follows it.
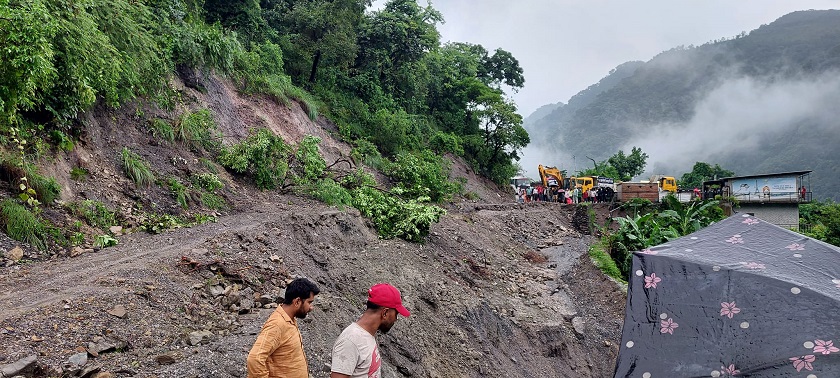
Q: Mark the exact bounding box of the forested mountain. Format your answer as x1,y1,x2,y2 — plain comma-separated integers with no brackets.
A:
525,10,840,201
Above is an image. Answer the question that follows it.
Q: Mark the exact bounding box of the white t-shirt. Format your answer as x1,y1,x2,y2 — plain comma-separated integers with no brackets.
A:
331,322,381,378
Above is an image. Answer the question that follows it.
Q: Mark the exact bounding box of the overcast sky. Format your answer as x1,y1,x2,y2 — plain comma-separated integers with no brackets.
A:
373,0,839,116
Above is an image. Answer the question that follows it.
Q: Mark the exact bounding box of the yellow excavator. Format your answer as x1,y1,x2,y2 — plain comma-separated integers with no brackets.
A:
538,165,564,188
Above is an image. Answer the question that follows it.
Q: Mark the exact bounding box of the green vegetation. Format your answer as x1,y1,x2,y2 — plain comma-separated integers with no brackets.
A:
69,200,117,230
576,147,648,181
800,201,840,247
601,196,725,279
94,234,118,248
149,118,175,142
678,162,735,189
385,151,462,203
191,173,223,192
589,240,625,284
0,153,61,205
219,128,290,190
176,109,219,149
121,148,155,187
0,199,47,249
70,166,89,181
167,177,189,209
2,0,535,241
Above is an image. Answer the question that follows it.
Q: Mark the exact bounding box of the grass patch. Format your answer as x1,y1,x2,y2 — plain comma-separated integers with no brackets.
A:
199,158,219,174
589,240,626,284
69,200,117,229
176,109,218,149
27,172,61,204
121,148,155,187
70,166,89,181
149,118,175,142
199,192,226,210
167,177,189,209
0,199,47,250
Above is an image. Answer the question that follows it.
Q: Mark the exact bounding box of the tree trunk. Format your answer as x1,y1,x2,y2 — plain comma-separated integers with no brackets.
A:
308,50,322,84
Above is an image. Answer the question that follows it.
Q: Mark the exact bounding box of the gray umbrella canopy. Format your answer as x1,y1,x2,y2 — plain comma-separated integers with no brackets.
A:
614,214,840,378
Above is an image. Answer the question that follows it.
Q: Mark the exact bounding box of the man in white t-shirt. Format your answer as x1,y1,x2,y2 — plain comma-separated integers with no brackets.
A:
330,283,410,378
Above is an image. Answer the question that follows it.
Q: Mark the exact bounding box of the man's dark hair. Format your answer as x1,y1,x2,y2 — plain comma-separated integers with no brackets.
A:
366,300,384,311
283,278,320,305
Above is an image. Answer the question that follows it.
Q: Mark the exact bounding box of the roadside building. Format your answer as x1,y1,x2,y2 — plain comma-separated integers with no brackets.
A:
702,170,811,230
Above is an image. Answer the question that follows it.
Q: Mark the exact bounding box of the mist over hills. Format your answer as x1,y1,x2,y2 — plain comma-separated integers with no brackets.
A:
524,9,840,201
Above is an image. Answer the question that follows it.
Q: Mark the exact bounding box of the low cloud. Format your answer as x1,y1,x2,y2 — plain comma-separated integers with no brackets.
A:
625,72,840,177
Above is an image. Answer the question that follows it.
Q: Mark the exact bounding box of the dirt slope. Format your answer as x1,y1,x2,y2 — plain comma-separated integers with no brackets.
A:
0,72,625,377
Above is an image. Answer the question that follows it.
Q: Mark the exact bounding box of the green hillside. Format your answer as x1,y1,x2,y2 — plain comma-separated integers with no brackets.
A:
0,0,530,245
526,10,840,201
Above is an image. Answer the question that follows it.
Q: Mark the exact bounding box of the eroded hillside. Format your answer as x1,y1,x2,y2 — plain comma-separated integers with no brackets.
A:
0,72,625,377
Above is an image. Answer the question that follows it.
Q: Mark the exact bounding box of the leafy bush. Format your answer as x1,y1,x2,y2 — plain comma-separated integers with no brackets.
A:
94,234,118,248
350,139,386,170
429,132,463,156
139,213,184,234
173,19,242,73
351,186,446,242
310,178,353,208
235,41,319,120
219,128,290,190
293,136,326,184
0,199,47,249
121,148,155,187
49,130,74,151
191,172,224,192
385,150,461,203
800,200,840,247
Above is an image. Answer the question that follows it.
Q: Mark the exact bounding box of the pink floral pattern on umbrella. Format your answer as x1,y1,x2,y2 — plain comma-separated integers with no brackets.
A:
790,355,816,372
644,273,661,288
786,243,805,251
726,235,744,244
720,363,740,376
720,301,741,319
640,248,658,255
660,318,678,334
813,340,839,354
742,218,759,225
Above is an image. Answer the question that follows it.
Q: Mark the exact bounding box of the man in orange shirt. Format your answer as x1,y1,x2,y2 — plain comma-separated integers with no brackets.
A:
247,277,320,378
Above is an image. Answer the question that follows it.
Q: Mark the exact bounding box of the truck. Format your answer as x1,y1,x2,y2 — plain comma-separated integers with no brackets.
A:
650,175,678,193
616,182,660,202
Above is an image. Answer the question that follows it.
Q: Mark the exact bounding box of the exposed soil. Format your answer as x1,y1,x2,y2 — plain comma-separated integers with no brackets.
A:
0,72,626,378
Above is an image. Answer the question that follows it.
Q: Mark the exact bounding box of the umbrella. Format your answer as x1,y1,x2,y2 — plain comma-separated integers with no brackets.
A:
614,214,840,377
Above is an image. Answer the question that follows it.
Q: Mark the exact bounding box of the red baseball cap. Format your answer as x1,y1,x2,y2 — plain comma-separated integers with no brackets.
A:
368,283,410,317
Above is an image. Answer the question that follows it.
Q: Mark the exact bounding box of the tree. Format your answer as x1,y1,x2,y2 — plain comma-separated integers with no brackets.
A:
678,162,734,189
354,0,442,98
607,147,648,181
465,89,529,184
262,0,368,84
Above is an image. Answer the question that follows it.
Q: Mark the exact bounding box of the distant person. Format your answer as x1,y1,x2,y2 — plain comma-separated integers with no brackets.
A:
247,278,320,378
800,186,807,200
330,283,410,378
